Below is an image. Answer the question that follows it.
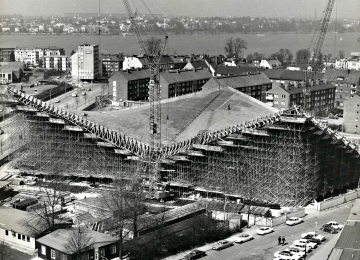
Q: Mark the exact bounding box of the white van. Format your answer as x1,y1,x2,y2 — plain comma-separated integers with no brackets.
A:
72,93,78,97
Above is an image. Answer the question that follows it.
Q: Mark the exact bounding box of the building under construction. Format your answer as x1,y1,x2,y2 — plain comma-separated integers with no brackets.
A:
1,86,359,207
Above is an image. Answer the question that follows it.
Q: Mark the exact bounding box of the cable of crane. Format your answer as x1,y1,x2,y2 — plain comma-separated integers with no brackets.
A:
139,0,168,37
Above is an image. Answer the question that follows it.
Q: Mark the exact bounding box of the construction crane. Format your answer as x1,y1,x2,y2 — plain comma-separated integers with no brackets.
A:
123,0,168,180
308,0,336,62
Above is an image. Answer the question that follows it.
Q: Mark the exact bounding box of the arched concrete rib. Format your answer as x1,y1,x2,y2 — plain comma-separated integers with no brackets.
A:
7,87,151,159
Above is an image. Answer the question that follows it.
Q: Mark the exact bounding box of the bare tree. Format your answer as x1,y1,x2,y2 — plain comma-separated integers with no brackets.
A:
100,167,147,259
24,173,67,235
64,229,93,260
224,37,247,58
338,50,345,59
144,37,163,56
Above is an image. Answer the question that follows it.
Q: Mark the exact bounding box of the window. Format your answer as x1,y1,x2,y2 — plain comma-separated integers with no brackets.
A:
18,234,21,240
22,235,25,241
281,95,286,98
5,230,8,236
51,249,56,259
27,236,30,242
62,255,67,260
100,248,105,256
281,101,286,106
274,94,278,98
111,245,117,254
41,245,46,255
274,101,278,104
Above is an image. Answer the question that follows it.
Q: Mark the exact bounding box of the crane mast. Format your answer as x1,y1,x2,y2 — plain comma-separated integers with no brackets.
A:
123,0,168,180
308,0,335,61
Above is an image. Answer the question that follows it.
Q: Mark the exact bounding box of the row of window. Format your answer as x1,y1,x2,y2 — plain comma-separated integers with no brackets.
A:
40,245,117,260
5,229,31,242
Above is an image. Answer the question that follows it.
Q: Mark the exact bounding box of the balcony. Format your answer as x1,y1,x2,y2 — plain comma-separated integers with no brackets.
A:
266,94,274,100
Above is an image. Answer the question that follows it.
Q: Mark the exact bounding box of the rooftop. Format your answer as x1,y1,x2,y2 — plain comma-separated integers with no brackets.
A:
71,87,277,143
36,228,116,253
160,68,212,84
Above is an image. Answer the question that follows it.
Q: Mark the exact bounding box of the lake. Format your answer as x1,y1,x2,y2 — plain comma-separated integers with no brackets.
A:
0,32,358,58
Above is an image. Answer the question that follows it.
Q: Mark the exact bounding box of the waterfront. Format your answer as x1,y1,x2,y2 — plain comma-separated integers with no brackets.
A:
0,32,358,57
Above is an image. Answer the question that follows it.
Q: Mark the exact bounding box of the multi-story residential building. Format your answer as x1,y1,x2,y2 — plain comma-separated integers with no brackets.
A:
109,69,150,102
71,44,100,81
109,68,212,102
263,68,324,85
100,53,124,77
14,47,65,66
43,55,69,71
343,95,360,134
322,68,360,108
335,52,360,71
202,72,272,102
0,48,15,62
265,81,336,114
160,68,212,98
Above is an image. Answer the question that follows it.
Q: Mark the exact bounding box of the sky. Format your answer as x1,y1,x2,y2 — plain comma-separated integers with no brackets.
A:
0,0,359,19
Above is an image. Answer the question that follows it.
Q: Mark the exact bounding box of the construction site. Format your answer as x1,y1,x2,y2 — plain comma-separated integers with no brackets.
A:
1,85,359,207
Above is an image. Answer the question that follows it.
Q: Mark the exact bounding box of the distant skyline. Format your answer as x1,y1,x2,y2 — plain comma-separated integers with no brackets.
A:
1,0,359,19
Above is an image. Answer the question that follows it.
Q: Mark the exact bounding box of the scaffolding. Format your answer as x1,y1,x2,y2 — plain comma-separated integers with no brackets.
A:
1,89,360,207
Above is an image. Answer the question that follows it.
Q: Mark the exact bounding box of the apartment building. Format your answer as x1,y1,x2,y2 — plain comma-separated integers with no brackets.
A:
202,71,272,102
0,48,15,62
14,47,65,66
100,53,124,77
43,55,69,71
266,81,336,114
109,68,212,102
335,52,360,71
322,68,360,108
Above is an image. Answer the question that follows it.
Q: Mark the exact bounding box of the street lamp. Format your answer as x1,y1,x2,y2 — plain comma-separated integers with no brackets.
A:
49,86,57,103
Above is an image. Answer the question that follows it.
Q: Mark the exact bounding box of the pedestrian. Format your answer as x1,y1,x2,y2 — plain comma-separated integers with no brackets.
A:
278,236,281,245
282,236,286,245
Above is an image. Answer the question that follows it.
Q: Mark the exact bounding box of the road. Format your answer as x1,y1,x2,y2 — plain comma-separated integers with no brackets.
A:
47,82,108,111
170,204,353,260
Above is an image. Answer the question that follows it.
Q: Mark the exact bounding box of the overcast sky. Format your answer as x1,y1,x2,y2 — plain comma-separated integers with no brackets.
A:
1,0,359,19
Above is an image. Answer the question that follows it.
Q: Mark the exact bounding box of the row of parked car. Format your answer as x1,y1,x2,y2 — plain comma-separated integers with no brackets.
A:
273,221,344,260
183,225,275,259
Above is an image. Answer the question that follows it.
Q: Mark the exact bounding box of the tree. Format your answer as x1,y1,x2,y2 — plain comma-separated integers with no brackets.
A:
295,49,311,69
144,37,163,56
338,50,345,59
246,52,265,62
224,37,247,58
100,163,147,259
325,53,332,62
64,229,93,260
23,173,68,235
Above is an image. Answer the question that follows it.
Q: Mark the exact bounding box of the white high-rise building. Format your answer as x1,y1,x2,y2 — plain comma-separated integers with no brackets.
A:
71,44,100,81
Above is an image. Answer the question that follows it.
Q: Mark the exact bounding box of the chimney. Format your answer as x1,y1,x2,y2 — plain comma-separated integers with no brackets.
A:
323,78,328,84
284,83,289,90
315,78,320,85
294,81,298,88
177,69,180,73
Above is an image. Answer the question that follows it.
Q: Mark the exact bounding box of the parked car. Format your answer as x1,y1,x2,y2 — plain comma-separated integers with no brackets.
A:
72,93,77,97
183,250,206,260
212,240,233,250
290,243,312,253
320,224,338,234
274,250,302,260
82,91,87,96
285,217,303,226
256,226,274,235
294,239,318,249
327,221,344,230
234,233,254,244
54,99,60,103
301,232,326,242
286,247,306,258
